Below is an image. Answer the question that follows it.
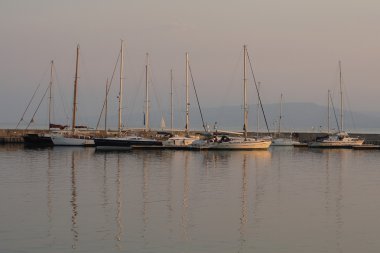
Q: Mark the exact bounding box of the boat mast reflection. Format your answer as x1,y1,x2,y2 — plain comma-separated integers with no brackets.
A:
181,151,190,241
239,153,248,248
46,149,53,243
115,154,124,249
70,151,79,249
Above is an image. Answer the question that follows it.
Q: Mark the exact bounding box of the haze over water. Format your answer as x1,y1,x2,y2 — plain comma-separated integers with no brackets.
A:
1,145,379,252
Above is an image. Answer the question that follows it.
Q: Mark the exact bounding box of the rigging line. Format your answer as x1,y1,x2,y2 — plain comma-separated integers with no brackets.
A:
342,81,357,130
148,60,169,128
16,82,42,129
188,63,207,132
127,63,145,126
246,52,270,134
26,84,50,130
170,69,183,130
16,63,51,129
215,49,242,125
148,66,166,128
52,63,70,123
330,92,340,132
95,52,120,130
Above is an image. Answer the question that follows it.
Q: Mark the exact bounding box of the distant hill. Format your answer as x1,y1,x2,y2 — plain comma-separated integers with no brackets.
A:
97,102,380,132
14,102,380,133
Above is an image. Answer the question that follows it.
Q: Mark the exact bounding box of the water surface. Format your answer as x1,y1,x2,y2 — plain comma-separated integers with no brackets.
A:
1,145,379,252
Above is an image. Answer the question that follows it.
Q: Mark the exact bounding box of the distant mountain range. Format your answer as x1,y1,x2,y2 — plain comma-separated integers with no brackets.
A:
11,102,380,133
92,102,380,133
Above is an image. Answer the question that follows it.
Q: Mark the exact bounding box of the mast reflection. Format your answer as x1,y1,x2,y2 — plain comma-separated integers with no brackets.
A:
141,152,149,240
46,149,53,242
181,151,190,241
115,154,124,249
70,151,79,249
239,153,248,248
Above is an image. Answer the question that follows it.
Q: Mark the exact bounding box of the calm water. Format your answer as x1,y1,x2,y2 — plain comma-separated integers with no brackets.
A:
1,145,380,253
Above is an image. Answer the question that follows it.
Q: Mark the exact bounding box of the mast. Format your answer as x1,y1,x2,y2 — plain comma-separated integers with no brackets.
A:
105,78,109,132
71,45,79,132
328,89,330,134
145,53,150,130
48,60,54,130
339,61,343,132
185,52,189,133
170,69,174,131
278,93,283,136
256,82,260,138
243,45,248,140
118,40,124,135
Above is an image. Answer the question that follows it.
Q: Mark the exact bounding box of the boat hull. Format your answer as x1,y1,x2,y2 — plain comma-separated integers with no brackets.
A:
162,136,198,149
271,138,300,146
23,134,53,147
206,140,272,150
308,140,364,148
51,135,94,146
94,138,162,150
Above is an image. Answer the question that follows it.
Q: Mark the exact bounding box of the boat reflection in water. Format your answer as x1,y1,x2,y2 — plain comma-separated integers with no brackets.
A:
5,146,380,252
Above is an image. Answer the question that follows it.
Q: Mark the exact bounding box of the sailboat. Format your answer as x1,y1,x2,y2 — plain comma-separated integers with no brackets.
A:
162,52,200,148
50,45,94,146
196,45,271,150
94,45,162,150
22,60,66,147
308,62,364,148
271,94,300,146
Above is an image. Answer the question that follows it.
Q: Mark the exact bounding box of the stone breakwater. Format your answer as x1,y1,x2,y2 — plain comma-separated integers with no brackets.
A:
0,129,379,145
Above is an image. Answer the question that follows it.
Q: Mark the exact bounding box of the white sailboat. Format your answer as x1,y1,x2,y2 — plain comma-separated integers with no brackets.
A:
196,45,271,150
51,45,94,146
163,52,199,148
308,62,364,148
271,94,300,146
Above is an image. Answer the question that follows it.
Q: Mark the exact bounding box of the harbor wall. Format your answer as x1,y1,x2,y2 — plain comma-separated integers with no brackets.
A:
1,129,380,144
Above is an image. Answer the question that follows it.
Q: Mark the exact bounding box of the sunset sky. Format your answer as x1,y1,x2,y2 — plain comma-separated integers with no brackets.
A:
1,0,380,127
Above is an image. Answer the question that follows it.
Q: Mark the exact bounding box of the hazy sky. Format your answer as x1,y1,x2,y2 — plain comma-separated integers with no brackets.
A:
1,0,380,127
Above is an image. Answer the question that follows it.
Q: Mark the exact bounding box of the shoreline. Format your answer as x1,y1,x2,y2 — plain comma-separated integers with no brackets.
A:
1,128,379,145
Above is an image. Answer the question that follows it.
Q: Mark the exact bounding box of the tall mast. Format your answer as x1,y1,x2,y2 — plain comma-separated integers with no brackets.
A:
145,53,150,130
105,78,109,132
278,93,283,136
118,40,124,135
243,45,248,140
256,81,260,138
72,45,79,132
339,61,343,132
328,89,330,134
170,69,174,131
48,60,54,130
185,52,189,133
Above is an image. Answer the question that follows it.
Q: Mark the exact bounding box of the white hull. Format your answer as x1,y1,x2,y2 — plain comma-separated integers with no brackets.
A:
162,136,198,148
51,135,94,146
271,138,300,146
308,139,364,148
194,136,271,150
207,140,271,150
308,132,364,148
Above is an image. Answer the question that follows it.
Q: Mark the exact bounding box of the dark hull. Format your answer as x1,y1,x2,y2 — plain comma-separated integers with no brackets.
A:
94,138,162,149
23,134,53,147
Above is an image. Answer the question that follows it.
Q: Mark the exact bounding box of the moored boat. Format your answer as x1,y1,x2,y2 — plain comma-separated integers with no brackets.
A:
308,131,364,148
23,133,53,147
195,45,271,150
308,62,364,148
95,136,162,150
